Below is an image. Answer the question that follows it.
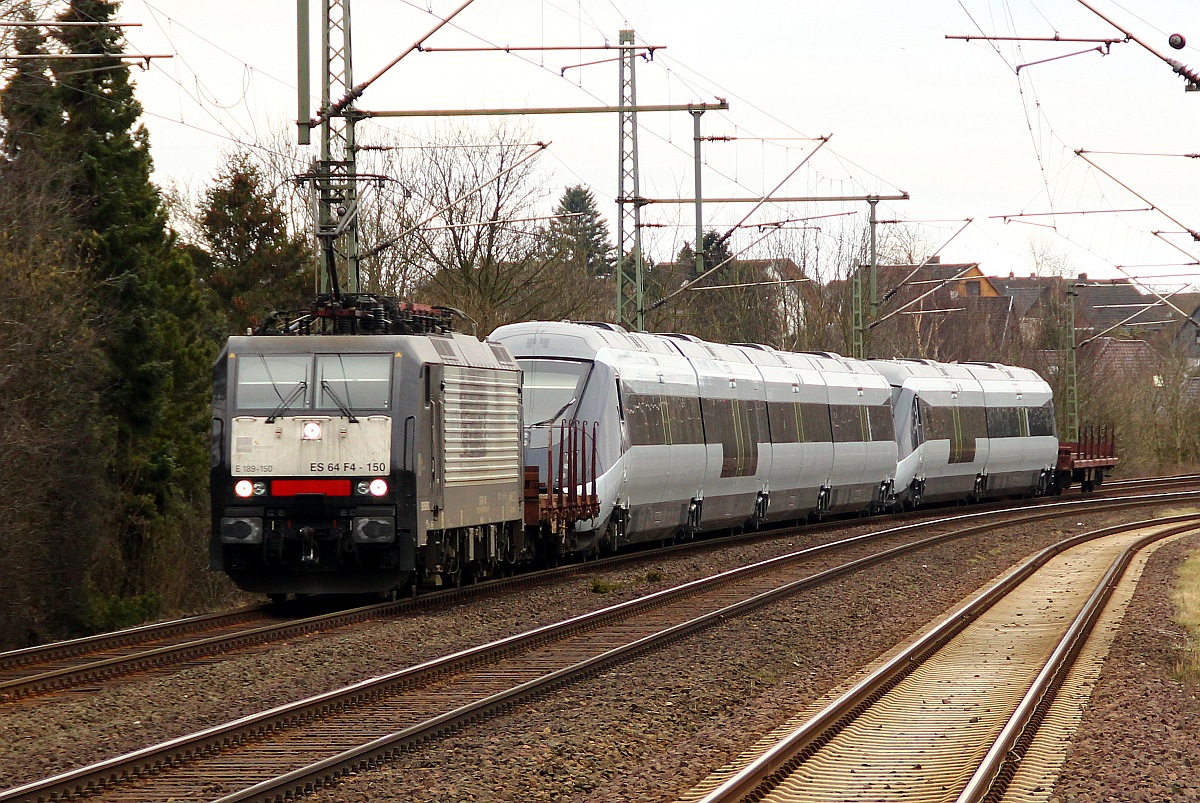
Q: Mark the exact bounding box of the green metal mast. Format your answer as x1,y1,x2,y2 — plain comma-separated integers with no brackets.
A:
297,0,360,297
1064,283,1080,443
615,29,644,330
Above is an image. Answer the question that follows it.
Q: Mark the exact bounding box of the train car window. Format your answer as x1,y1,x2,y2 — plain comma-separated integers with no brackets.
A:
768,401,836,444
621,389,704,446
701,397,759,477
664,395,705,444
749,399,768,449
767,402,800,443
868,405,895,442
829,404,869,443
920,401,980,463
801,403,833,443
520,359,590,426
961,406,988,442
234,354,311,410
1027,401,1056,437
985,406,1029,438
623,387,662,446
210,417,223,468
315,354,391,411
911,397,924,447
404,416,416,472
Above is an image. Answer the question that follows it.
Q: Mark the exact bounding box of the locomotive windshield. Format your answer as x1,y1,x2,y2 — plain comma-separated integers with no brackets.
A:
235,354,311,410
519,358,590,426
315,354,391,410
234,353,391,412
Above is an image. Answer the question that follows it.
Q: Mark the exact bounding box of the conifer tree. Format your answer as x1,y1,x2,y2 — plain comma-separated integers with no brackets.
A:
0,2,74,236
50,0,216,598
547,185,615,276
195,150,313,333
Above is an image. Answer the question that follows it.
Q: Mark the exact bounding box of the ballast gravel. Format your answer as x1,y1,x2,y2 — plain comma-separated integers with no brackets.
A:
0,505,1197,801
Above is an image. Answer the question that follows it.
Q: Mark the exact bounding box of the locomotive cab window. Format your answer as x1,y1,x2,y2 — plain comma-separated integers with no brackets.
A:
234,354,311,410
315,354,391,411
519,359,590,426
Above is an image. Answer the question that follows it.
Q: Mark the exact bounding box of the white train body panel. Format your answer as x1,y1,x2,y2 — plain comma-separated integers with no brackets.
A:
489,322,900,543
662,337,770,529
803,352,897,510
746,349,833,518
869,359,1056,503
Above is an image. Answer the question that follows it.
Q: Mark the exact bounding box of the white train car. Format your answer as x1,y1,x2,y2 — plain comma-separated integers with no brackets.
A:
489,321,899,549
868,359,1057,506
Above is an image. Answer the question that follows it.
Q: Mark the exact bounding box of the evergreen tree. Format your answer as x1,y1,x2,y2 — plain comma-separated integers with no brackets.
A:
1,4,59,167
669,230,784,345
195,150,313,333
51,0,217,599
547,185,615,276
0,9,113,643
0,2,75,239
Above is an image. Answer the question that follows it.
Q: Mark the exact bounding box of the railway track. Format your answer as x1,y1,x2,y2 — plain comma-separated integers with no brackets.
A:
1,478,1195,703
1,495,1195,803
679,515,1200,803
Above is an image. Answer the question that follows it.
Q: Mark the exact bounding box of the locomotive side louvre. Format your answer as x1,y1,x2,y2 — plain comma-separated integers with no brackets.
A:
433,361,523,524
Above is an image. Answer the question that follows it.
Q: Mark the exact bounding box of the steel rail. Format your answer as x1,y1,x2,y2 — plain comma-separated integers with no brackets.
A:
3,482,1194,702
0,606,266,670
956,523,1186,802
690,513,1200,803
1,494,1191,803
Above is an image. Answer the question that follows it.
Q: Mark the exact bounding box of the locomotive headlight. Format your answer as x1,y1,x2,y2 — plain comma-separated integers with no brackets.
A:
234,480,267,498
301,421,323,440
354,479,388,496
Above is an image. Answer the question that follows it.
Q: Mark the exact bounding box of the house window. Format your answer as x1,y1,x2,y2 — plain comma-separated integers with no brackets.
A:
966,280,981,296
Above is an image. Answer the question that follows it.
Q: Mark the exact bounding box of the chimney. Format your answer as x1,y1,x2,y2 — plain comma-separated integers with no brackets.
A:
1077,272,1088,283
927,255,940,265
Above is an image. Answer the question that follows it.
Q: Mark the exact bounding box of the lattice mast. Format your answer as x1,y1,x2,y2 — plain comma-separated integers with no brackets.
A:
616,29,645,331
298,0,360,297
1064,283,1080,442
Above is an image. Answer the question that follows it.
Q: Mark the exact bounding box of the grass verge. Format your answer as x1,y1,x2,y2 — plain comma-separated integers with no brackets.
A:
1171,548,1200,685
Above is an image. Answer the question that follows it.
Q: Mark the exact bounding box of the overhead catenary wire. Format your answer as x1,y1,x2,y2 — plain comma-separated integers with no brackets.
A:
358,140,551,260
1075,150,1200,241
644,139,833,310
869,220,975,329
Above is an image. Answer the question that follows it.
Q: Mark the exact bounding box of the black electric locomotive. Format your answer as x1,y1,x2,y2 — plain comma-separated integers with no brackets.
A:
209,296,533,597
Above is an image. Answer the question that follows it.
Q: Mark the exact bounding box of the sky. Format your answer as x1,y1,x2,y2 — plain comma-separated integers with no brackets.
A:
95,0,1200,290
